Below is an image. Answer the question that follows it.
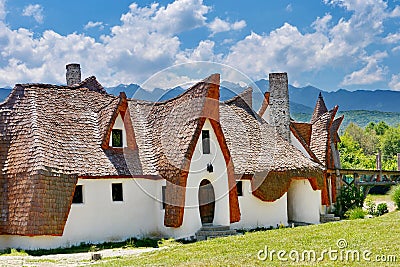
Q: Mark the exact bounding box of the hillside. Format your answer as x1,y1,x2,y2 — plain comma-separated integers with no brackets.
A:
254,79,400,113
292,110,400,131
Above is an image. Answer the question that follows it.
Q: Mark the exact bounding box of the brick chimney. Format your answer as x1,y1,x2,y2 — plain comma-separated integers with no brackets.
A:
66,63,81,86
269,73,290,141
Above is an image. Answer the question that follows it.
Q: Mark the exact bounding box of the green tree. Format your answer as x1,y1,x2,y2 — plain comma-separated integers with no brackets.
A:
339,121,399,170
374,121,389,135
338,133,375,169
381,127,400,158
344,122,379,155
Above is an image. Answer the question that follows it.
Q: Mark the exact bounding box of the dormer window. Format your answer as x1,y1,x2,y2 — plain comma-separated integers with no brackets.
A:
112,129,123,147
109,113,127,148
202,130,210,154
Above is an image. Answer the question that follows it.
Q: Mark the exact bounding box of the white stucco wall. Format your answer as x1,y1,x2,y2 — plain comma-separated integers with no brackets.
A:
287,179,321,224
158,119,230,239
231,180,288,230
290,132,312,159
109,113,127,147
0,178,163,250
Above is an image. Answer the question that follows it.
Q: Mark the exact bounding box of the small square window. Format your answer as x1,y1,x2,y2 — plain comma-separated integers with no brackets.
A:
202,130,210,154
112,129,123,147
162,186,166,209
236,181,243,196
112,183,123,201
72,185,83,204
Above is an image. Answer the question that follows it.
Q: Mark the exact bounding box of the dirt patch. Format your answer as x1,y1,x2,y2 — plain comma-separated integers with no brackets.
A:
0,247,164,267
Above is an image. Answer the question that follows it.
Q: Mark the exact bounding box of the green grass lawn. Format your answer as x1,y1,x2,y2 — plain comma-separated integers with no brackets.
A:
96,211,400,267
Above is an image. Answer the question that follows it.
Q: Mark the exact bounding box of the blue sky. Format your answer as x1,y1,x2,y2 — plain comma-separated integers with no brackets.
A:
0,0,400,91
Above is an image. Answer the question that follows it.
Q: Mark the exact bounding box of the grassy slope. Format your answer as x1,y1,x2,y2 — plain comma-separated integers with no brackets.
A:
97,211,400,267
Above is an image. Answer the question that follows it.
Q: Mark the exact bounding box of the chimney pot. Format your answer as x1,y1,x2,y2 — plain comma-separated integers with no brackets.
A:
66,63,81,86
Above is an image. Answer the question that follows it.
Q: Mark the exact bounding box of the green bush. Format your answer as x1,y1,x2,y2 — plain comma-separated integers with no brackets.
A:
364,197,376,216
344,207,367,220
376,203,389,216
335,184,364,218
391,185,400,210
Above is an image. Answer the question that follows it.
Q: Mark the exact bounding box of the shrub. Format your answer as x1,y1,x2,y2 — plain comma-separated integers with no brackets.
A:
376,203,389,216
344,207,367,220
390,185,400,210
364,196,376,216
335,184,364,218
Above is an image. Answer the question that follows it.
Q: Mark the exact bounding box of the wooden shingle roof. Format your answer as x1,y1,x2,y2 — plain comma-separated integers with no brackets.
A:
220,93,326,203
0,79,129,235
311,92,328,124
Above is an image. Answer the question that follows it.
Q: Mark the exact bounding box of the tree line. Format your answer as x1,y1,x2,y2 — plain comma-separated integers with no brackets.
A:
339,121,400,170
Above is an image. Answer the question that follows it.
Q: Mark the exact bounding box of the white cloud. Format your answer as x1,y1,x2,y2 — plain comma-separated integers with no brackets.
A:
389,5,400,17
0,0,6,20
224,24,336,80
382,33,400,44
22,4,44,24
224,0,399,85
84,21,104,30
312,13,332,32
0,0,399,89
392,46,400,53
0,0,214,87
176,40,222,62
286,4,293,12
389,73,400,90
341,52,388,86
119,0,209,37
207,17,246,36
208,18,230,34
232,20,246,30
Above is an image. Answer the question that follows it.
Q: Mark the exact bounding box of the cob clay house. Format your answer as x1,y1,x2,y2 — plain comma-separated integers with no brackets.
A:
0,64,340,249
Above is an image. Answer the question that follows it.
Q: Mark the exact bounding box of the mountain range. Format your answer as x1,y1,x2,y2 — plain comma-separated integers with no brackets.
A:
107,79,400,111
107,80,400,130
1,79,399,130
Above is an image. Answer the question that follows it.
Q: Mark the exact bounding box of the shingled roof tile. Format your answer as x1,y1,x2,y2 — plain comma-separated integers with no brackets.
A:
221,92,326,203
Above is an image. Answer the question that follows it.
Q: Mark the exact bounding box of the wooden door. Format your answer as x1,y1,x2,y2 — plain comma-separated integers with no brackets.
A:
198,179,215,224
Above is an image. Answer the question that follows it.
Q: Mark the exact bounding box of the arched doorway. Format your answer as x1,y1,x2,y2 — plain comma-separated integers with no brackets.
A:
198,179,215,224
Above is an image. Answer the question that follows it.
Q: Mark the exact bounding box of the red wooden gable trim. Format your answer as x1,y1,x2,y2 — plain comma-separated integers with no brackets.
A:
258,92,270,117
102,92,137,150
163,74,240,227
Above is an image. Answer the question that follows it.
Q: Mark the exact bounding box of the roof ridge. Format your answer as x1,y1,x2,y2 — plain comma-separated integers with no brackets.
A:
136,73,220,105
75,76,107,94
0,84,25,108
224,87,256,118
224,86,253,104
